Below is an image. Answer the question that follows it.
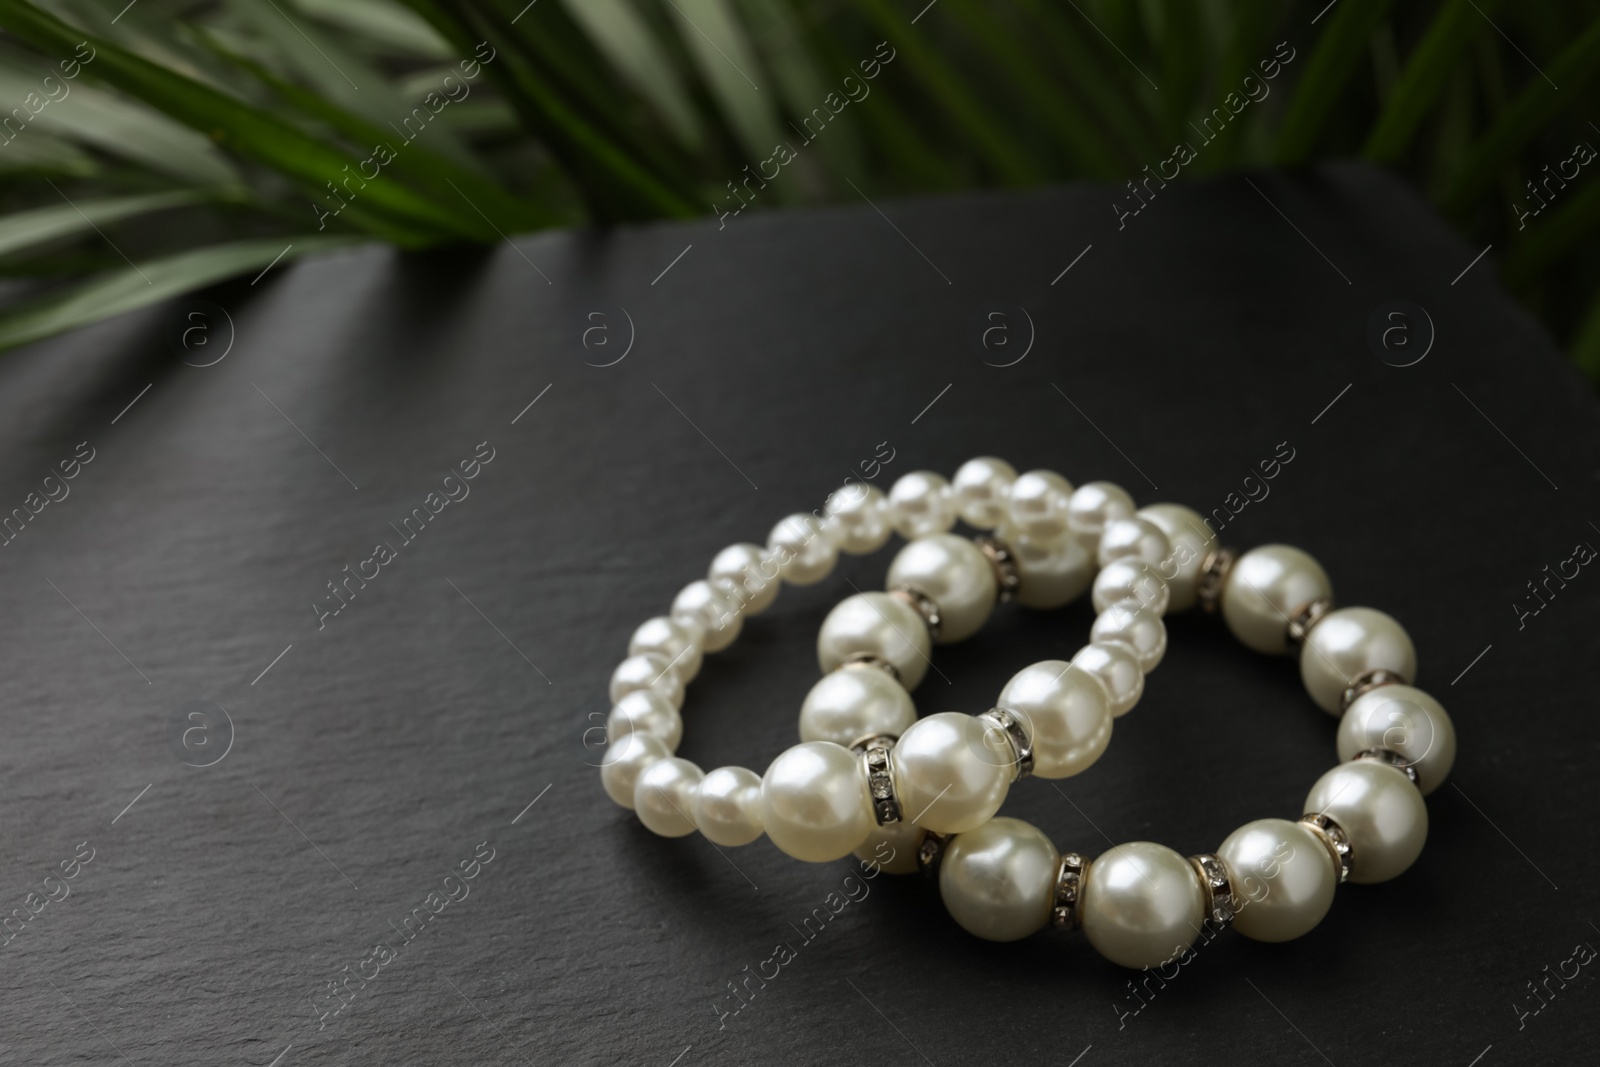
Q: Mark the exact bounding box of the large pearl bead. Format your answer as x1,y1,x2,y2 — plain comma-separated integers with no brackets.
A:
608,653,685,709
1336,685,1456,795
1006,470,1075,541
1070,641,1144,717
1097,517,1171,570
628,616,704,682
886,534,997,643
693,766,764,846
816,592,933,689
855,819,926,875
633,757,703,837
1221,545,1331,655
1080,841,1207,970
1300,607,1417,714
1066,481,1135,546
1092,558,1169,616
760,742,874,862
823,483,892,555
708,542,780,615
940,817,1059,941
606,689,683,751
600,731,670,809
671,579,743,652
887,471,958,539
951,457,1017,529
997,660,1112,778
1090,600,1167,672
1004,522,1094,608
767,512,838,585
799,667,916,747
1219,819,1337,942
1304,761,1428,883
1137,503,1213,612
890,712,1012,833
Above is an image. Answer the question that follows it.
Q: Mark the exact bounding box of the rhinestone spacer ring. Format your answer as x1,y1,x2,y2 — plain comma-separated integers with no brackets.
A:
973,535,1022,601
1286,597,1334,646
977,706,1034,780
917,831,951,877
889,585,942,640
852,734,903,825
1300,812,1354,883
1339,668,1407,711
1051,852,1089,930
1189,853,1236,926
1196,546,1237,614
1353,747,1421,787
838,651,902,684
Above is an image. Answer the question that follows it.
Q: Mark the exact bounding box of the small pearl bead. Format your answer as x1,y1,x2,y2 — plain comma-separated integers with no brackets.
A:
1092,558,1170,616
1066,481,1135,546
671,579,743,652
1080,841,1207,970
1006,470,1075,542
1304,761,1428,883
1300,607,1417,714
600,731,670,809
767,512,838,586
1090,600,1167,673
760,742,874,862
1137,503,1214,612
1097,517,1171,569
628,616,704,682
1070,641,1145,717
609,653,685,709
940,817,1059,941
693,766,765,846
823,483,892,555
798,667,916,747
1219,819,1337,942
997,660,1112,779
887,471,958,539
886,534,997,643
1003,522,1094,608
708,542,779,615
1221,545,1331,655
606,689,683,751
855,820,926,875
1337,685,1456,795
890,712,1013,834
634,757,703,837
816,592,933,690
950,457,1017,529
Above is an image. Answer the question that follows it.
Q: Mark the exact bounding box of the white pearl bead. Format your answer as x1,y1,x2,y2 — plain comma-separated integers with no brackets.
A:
816,592,933,690
1304,761,1428,883
600,731,670,809
1080,841,1207,970
1300,607,1417,714
693,766,765,846
950,457,1017,529
606,689,683,751
628,615,704,682
1006,469,1075,542
1070,641,1145,717
767,512,838,586
1337,685,1456,795
940,817,1059,941
798,667,916,747
760,742,874,862
708,542,779,615
634,756,703,837
855,820,926,874
890,712,1012,834
823,483,892,555
997,660,1112,779
1090,600,1167,673
1003,522,1094,608
1092,558,1169,616
1137,503,1214,612
1066,481,1135,546
887,471,958,539
671,579,743,652
886,534,997,643
1097,517,1171,569
1221,545,1331,655
1219,819,1337,942
608,653,685,709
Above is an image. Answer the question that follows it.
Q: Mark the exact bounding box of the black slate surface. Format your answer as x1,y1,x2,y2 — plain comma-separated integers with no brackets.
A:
1,161,1597,1066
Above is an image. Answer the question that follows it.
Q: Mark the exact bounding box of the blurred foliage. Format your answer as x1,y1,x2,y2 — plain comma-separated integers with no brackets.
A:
1,0,1599,376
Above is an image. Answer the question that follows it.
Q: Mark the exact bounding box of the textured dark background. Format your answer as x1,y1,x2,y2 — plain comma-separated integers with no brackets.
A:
0,162,1596,1066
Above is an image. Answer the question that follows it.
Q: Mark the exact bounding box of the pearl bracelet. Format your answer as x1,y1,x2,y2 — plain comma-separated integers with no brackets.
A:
599,459,1456,970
